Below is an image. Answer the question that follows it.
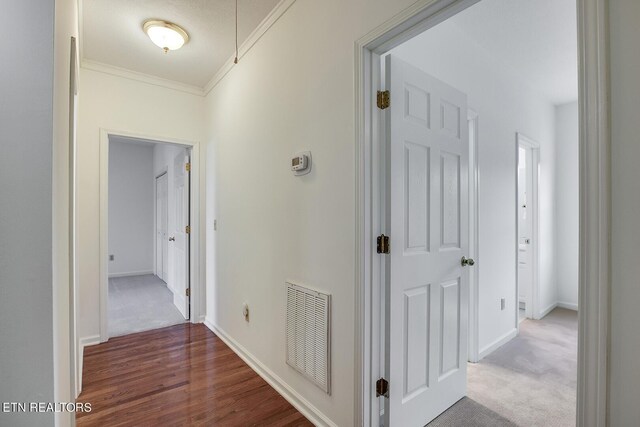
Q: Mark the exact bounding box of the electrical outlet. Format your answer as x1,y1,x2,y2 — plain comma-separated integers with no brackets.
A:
501,298,506,310
109,254,114,261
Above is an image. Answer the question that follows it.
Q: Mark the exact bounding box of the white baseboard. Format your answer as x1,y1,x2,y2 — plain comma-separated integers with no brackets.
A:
538,302,558,319
108,270,154,278
557,301,579,311
478,328,517,360
203,318,336,427
77,334,101,396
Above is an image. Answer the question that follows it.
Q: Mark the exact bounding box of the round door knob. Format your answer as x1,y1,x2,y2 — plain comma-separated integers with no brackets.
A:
169,236,175,241
461,256,475,267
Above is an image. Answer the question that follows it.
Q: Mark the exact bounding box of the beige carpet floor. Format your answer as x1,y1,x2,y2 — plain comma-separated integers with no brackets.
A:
430,308,578,426
108,274,186,337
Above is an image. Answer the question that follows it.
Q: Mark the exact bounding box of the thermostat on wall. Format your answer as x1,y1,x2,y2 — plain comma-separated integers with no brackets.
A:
291,151,311,176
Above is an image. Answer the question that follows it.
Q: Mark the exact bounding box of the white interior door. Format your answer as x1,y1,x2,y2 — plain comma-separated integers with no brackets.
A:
161,177,168,281
172,152,190,319
517,145,533,318
385,55,469,426
155,173,168,282
156,177,162,279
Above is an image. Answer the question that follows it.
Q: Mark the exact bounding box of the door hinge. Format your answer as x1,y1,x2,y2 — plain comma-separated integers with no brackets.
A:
186,288,190,297
376,378,389,397
185,225,191,234
377,90,390,109
377,234,390,254
185,162,191,172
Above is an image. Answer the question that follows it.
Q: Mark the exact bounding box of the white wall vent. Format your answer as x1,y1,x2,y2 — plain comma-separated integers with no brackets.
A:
286,282,331,394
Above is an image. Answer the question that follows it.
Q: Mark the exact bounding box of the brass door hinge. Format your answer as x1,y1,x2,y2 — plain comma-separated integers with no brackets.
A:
185,225,191,234
377,90,390,109
186,288,190,297
376,378,389,397
185,162,191,172
377,234,390,254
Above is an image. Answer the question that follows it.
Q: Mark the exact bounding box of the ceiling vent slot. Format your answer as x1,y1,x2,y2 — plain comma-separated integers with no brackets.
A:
286,282,331,394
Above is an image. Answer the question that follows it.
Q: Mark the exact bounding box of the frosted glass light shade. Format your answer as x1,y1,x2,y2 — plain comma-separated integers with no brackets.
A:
143,20,189,53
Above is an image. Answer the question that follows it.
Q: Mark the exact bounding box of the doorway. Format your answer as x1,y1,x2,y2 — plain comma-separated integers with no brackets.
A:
106,136,190,337
98,130,201,342
355,0,609,425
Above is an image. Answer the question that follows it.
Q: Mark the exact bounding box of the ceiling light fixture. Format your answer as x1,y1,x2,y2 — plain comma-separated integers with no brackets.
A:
143,19,189,53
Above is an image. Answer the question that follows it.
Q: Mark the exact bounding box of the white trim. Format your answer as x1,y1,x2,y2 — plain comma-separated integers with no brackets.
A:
467,108,480,363
69,35,80,407
77,334,100,396
99,129,203,343
107,270,155,278
516,133,541,321
576,1,609,425
539,302,558,319
203,318,337,427
478,328,518,361
203,0,297,95
558,302,579,311
81,59,205,97
356,0,610,425
99,135,108,342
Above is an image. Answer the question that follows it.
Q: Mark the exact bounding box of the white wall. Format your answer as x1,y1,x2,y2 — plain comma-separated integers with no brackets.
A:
609,0,640,424
0,2,56,426
390,21,557,352
153,142,188,294
108,141,155,276
204,1,455,425
554,101,579,309
77,68,205,342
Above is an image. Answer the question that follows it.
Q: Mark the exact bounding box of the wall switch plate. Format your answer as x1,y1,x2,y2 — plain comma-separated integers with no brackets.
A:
501,298,506,310
109,255,114,261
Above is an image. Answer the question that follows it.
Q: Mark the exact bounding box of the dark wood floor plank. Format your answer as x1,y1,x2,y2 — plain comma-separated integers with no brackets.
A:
77,324,313,427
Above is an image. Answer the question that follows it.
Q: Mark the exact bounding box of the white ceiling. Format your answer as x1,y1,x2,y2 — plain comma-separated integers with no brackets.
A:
448,0,578,104
82,0,280,88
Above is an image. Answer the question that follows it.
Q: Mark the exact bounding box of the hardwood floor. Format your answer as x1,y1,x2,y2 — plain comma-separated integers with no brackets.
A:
77,323,312,426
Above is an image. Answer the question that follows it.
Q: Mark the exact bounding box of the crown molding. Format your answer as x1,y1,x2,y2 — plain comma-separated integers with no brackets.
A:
80,59,205,97
78,0,295,97
203,0,297,95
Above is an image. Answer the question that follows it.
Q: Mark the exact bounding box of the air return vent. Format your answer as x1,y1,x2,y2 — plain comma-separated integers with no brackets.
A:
286,282,331,394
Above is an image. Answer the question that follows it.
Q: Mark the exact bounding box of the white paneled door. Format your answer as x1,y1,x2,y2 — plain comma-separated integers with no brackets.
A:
155,173,168,282
172,151,190,320
517,144,534,318
385,55,470,426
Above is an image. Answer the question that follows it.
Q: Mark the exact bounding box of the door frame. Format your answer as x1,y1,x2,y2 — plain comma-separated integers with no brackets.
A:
354,0,610,426
98,129,202,342
467,108,480,363
516,133,540,321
